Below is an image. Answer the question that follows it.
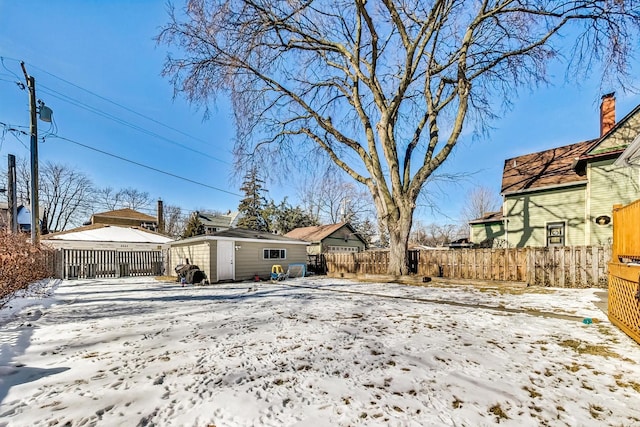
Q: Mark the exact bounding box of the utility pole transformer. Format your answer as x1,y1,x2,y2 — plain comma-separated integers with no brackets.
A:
21,62,39,245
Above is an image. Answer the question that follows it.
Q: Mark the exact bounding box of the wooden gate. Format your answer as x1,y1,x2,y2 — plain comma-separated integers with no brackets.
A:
609,202,640,345
57,249,164,279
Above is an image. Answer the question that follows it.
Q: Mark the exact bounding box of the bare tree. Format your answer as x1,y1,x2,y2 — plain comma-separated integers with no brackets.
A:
163,204,186,238
461,185,501,222
39,162,95,232
159,0,639,274
1,159,95,231
93,186,153,212
94,187,122,211
298,170,375,225
411,221,462,247
119,187,152,211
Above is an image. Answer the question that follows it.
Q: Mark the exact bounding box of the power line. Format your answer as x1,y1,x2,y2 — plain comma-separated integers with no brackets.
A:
50,134,242,197
37,85,230,164
0,56,232,164
2,57,221,148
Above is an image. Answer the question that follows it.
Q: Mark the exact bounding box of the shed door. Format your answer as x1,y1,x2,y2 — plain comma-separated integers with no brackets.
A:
217,240,235,281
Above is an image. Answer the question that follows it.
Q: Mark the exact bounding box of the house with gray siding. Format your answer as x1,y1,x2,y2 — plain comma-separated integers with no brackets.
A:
168,228,308,282
192,211,240,234
470,93,640,248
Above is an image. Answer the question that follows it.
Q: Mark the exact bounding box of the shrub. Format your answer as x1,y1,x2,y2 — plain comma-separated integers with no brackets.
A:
0,230,55,301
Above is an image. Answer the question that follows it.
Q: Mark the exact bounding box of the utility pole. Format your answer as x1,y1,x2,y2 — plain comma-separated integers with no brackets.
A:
8,154,18,233
20,62,39,245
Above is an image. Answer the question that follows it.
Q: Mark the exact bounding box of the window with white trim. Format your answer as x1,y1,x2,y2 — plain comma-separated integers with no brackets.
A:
546,222,565,247
328,246,360,253
263,248,286,259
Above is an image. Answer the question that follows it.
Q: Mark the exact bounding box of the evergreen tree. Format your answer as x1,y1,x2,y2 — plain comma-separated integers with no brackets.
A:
264,198,318,234
237,167,269,231
182,212,204,238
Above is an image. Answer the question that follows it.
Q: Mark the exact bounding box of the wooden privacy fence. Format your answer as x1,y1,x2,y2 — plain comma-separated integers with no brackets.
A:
54,249,164,279
608,202,640,345
326,245,611,288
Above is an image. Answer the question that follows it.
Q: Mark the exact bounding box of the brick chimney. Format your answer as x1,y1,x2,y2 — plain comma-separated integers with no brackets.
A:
600,92,616,136
157,198,164,233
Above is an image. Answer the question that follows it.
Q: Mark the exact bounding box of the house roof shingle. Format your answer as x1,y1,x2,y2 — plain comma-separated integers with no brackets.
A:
92,208,157,223
196,211,238,228
501,140,594,195
284,223,349,242
469,210,504,224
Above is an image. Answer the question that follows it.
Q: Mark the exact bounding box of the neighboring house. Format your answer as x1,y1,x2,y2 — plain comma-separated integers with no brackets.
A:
0,203,43,233
471,93,640,248
0,201,8,229
168,228,308,283
615,132,640,168
469,211,505,248
284,222,367,255
90,208,159,231
193,211,239,234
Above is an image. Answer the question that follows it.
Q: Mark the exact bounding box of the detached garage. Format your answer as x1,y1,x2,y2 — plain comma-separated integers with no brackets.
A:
168,228,309,283
41,224,173,279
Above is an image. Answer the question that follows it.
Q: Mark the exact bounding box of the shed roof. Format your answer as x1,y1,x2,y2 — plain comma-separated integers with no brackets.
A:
284,223,351,242
501,140,593,195
469,210,504,224
43,224,172,243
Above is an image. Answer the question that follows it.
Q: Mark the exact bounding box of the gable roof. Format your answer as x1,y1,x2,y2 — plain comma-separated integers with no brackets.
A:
196,211,238,228
501,140,593,195
615,133,640,167
91,208,157,223
573,101,640,171
469,210,504,225
170,227,309,245
585,102,640,156
284,222,366,244
42,224,172,243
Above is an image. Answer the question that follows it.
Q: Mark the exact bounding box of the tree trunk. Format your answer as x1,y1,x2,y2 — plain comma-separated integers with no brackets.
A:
386,207,413,276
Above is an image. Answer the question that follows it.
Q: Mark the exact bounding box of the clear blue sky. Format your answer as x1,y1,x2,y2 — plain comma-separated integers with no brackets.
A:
0,1,638,225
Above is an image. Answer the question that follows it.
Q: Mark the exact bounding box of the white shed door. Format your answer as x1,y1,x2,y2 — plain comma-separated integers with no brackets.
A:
217,240,235,281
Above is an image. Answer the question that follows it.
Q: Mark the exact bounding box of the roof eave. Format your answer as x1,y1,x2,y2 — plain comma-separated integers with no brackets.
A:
502,180,588,197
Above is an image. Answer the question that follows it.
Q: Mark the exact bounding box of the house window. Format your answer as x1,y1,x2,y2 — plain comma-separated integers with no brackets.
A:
263,248,286,259
546,222,565,247
328,246,360,253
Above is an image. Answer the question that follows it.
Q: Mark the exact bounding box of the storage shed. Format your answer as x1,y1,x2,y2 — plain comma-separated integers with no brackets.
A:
168,228,309,282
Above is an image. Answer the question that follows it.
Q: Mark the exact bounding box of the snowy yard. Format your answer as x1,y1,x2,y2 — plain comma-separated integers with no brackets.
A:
1,277,639,426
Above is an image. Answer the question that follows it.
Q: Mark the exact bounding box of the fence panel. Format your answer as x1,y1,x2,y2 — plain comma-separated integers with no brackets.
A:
54,249,164,279
325,246,609,287
609,202,640,345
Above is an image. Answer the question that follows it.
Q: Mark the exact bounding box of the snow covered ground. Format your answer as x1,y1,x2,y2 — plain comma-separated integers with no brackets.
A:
1,277,639,426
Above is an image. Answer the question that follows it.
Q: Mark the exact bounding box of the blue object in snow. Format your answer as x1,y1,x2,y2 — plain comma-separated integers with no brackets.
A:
582,318,593,324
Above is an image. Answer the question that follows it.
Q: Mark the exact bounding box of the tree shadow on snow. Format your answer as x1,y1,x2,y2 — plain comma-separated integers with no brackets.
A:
0,365,69,407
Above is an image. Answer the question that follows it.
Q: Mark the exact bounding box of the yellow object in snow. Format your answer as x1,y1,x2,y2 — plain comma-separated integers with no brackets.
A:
271,265,287,281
